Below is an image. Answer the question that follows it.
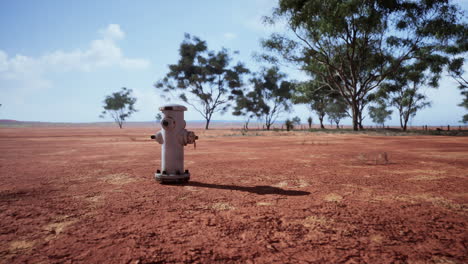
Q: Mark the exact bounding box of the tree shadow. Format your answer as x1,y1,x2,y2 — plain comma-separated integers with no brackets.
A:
186,181,310,196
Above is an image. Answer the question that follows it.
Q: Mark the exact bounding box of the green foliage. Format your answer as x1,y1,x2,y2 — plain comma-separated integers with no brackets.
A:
284,116,301,131
155,113,162,121
233,67,293,130
447,56,468,123
325,97,348,128
307,116,313,128
448,57,468,89
379,64,433,130
284,118,293,131
100,87,137,129
293,81,337,129
368,99,392,127
261,0,465,130
292,116,301,126
155,34,249,129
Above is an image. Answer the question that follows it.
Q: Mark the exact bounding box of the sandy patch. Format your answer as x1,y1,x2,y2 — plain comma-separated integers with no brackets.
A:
100,173,136,185
324,193,343,202
9,240,35,251
211,202,235,211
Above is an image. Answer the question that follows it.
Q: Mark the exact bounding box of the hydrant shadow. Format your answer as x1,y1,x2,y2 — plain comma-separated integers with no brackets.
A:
186,181,310,196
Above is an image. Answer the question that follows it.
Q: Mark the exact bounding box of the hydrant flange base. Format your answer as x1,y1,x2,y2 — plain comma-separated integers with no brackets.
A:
155,172,190,183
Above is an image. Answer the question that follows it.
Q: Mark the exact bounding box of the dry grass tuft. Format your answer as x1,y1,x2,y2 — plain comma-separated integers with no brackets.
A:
100,173,136,185
357,151,389,165
256,202,273,206
9,240,35,251
324,193,343,202
211,202,235,211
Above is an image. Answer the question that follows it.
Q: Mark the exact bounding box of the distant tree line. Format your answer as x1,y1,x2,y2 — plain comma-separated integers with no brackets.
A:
152,0,467,131
96,0,466,130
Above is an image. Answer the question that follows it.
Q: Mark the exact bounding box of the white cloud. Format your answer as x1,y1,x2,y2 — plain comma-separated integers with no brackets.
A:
0,24,150,93
100,24,125,40
223,32,237,40
42,24,149,72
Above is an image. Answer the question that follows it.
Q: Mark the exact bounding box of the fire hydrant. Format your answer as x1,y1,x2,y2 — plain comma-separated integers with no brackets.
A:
150,104,198,183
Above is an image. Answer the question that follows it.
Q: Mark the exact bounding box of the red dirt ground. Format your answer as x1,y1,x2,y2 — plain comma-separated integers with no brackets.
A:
0,126,467,263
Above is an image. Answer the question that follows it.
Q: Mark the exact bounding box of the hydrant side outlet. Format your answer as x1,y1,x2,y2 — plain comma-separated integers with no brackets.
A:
152,104,197,183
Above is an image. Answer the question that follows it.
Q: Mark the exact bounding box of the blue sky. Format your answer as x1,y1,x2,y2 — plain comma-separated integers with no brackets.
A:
0,0,467,126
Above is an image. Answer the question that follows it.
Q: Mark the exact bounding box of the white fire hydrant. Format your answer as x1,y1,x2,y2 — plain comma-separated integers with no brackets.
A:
151,104,198,183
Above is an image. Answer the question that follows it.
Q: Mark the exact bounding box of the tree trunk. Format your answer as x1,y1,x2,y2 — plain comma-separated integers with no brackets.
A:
319,117,325,129
205,118,211,130
351,103,359,131
358,111,364,130
400,107,412,131
402,114,409,131
266,124,271,130
399,113,404,130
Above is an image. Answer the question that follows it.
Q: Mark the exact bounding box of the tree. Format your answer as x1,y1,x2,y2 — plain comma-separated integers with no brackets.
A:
284,119,293,131
155,34,249,130
307,116,313,129
325,97,348,129
155,113,162,121
292,116,301,126
444,19,468,122
448,58,468,90
261,0,465,130
447,58,468,123
380,64,435,131
233,67,293,130
293,81,334,129
285,116,301,131
368,99,392,127
391,88,430,131
100,87,137,129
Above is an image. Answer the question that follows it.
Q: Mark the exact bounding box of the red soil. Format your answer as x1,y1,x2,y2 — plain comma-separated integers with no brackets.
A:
0,127,467,263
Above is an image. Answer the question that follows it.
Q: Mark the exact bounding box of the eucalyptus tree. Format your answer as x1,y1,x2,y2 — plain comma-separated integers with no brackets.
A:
380,65,434,131
368,99,392,128
233,67,294,130
155,34,249,130
447,58,468,123
444,20,468,122
307,116,312,129
325,97,349,129
293,80,334,129
100,87,137,129
261,0,465,130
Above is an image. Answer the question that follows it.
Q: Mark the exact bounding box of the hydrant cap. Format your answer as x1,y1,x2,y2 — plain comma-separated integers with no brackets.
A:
159,104,187,111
